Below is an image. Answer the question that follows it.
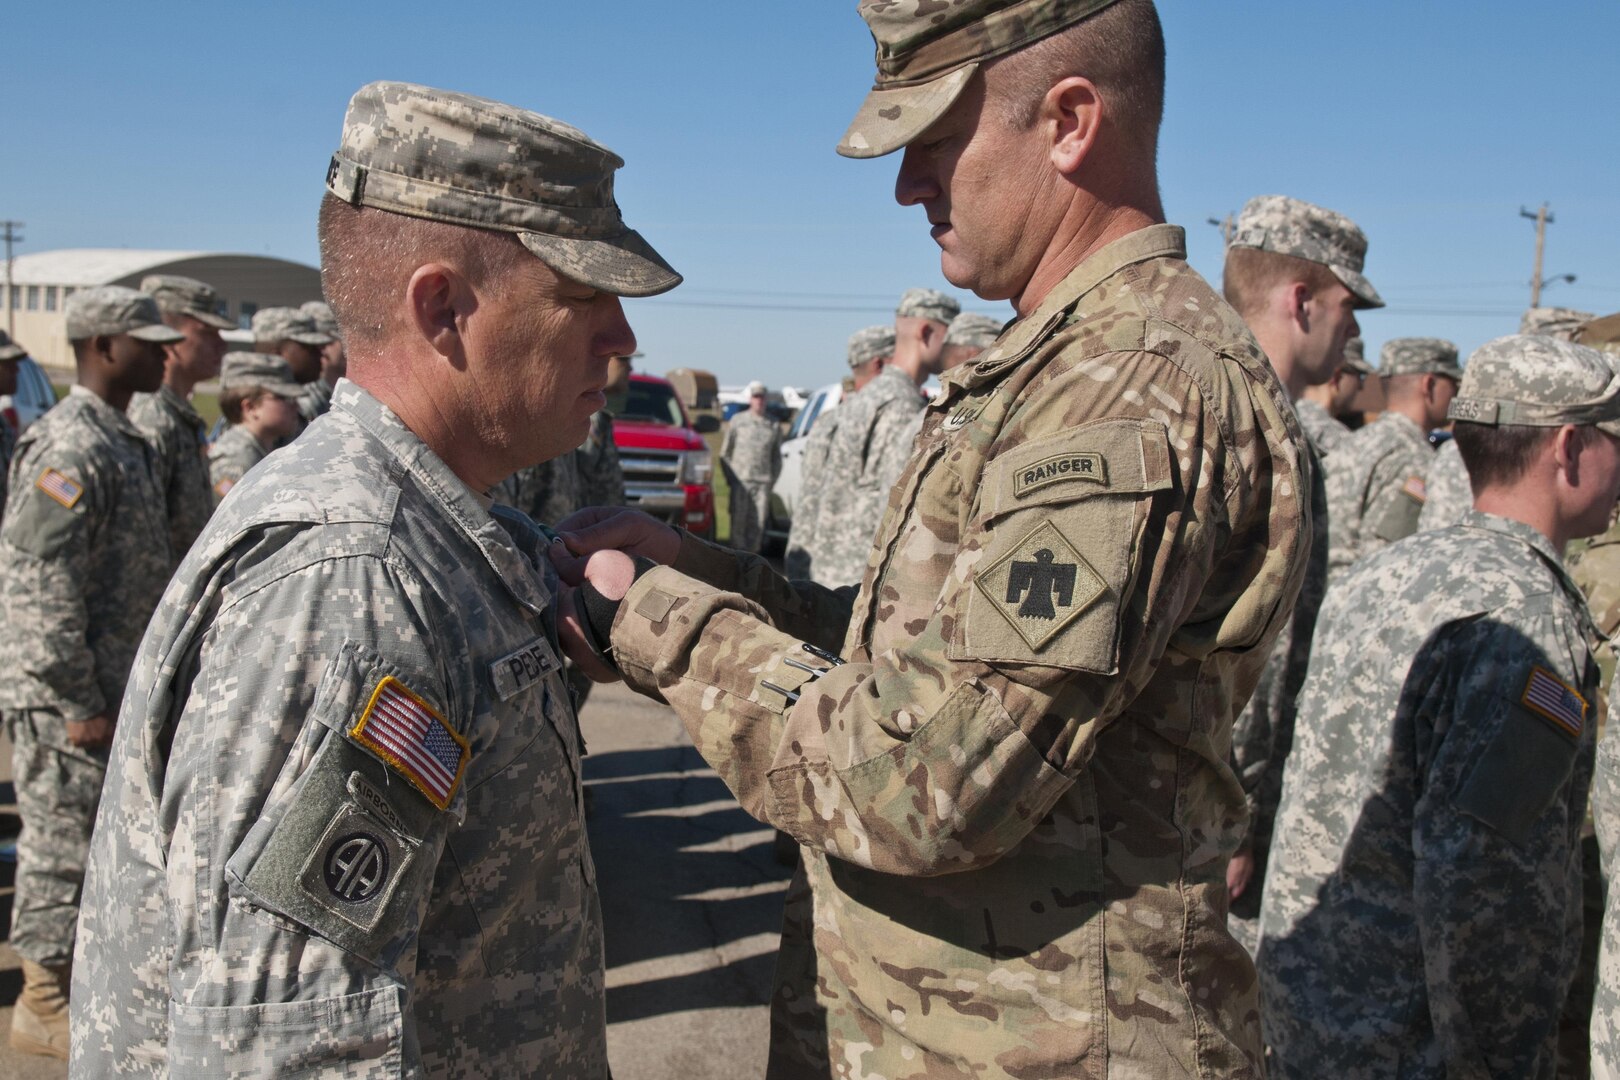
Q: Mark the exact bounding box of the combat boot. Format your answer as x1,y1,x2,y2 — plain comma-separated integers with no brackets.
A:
10,957,70,1059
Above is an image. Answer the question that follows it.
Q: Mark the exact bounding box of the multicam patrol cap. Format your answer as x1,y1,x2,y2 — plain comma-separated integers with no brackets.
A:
220,352,304,399
300,300,341,338
947,312,1004,348
1340,336,1374,376
251,307,334,347
1449,334,1620,436
849,324,898,370
64,287,185,344
1380,337,1462,380
897,287,961,324
839,0,1127,158
327,81,680,298
0,328,26,362
1229,195,1384,310
139,274,236,330
1519,306,1595,341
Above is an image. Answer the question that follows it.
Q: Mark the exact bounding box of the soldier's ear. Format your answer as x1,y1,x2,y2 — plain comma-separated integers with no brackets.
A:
406,263,461,360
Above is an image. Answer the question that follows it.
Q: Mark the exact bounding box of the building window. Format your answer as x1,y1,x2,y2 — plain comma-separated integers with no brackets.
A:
61,287,75,301
6,286,15,310
44,286,57,312
26,286,38,311
238,301,258,328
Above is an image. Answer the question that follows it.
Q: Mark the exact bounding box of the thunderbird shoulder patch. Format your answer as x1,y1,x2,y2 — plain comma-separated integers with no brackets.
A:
36,468,84,509
974,519,1106,651
1521,666,1586,741
350,677,469,810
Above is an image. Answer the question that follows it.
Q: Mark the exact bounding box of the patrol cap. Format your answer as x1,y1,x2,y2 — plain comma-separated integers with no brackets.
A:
301,300,341,338
897,287,961,324
947,312,1004,348
328,81,680,298
139,274,236,330
1229,195,1383,310
849,324,897,370
839,0,1127,159
747,380,767,397
1519,306,1594,342
220,352,304,399
64,287,185,344
251,307,334,347
1339,336,1374,376
1448,334,1620,436
0,329,26,362
1380,337,1462,380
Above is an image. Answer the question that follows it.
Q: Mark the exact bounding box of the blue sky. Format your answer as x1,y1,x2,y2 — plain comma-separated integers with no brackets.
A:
5,1,1616,390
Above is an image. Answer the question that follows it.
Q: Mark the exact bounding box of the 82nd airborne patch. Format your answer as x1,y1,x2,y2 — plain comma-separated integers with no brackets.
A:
974,519,1106,651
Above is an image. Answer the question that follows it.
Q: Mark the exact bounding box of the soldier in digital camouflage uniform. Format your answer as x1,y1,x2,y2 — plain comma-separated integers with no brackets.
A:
577,404,625,508
551,3,1307,1074
207,352,304,500
496,450,586,526
0,329,28,513
1259,333,1620,1080
0,286,178,1059
1524,305,1597,340
1416,437,1471,532
128,274,233,557
721,380,782,553
1324,337,1461,577
784,324,893,582
71,80,678,1077
1296,335,1372,457
298,298,346,420
1218,194,1383,956
810,287,958,587
251,305,335,429
941,311,1003,372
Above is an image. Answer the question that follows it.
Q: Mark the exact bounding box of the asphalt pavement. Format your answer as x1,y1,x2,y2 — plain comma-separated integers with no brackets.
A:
0,678,788,1079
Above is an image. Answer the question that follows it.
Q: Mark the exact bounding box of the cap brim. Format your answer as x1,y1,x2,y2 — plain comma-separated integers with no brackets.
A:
1332,265,1385,310
519,227,682,299
837,65,977,160
268,381,306,399
289,331,335,346
188,310,238,331
129,324,186,343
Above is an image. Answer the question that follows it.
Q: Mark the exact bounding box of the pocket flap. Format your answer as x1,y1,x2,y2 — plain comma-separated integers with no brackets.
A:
987,418,1174,517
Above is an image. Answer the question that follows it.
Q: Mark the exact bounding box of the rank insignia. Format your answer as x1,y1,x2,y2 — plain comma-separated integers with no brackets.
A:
350,677,469,810
1521,665,1586,741
975,520,1106,650
36,468,84,509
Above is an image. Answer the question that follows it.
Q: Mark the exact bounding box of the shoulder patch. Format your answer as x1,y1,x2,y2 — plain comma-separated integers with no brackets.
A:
349,677,469,810
214,477,234,498
36,468,84,509
1401,475,1428,503
974,519,1107,651
1520,666,1587,741
1014,452,1107,498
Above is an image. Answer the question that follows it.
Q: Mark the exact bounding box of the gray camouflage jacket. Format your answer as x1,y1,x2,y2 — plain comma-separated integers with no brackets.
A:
207,422,268,501
1416,437,1472,533
1325,410,1435,578
130,384,214,557
73,380,605,1078
1293,397,1354,457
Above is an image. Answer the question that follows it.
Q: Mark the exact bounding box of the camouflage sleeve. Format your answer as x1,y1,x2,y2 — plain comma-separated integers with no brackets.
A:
784,422,836,579
1593,712,1620,1076
0,444,111,720
577,412,624,506
669,528,854,652
861,400,923,497
1363,447,1427,550
298,377,334,424
719,422,736,464
1412,614,1591,1075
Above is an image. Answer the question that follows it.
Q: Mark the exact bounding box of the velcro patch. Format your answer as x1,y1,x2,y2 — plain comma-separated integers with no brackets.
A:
974,519,1107,651
299,802,417,932
1521,666,1586,741
350,677,468,810
1401,475,1427,503
491,637,560,702
36,468,83,509
1014,452,1107,498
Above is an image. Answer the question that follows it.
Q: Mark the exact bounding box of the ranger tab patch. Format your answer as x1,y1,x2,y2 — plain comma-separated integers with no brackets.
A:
350,677,469,810
36,468,84,509
975,520,1106,651
1521,665,1586,741
1014,452,1107,498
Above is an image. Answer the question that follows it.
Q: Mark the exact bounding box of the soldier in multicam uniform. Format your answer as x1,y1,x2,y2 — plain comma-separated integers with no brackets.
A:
1218,194,1383,956
1296,335,1373,457
810,287,958,587
1259,334,1620,1080
552,2,1307,1074
1324,337,1461,577
207,352,305,499
784,324,893,582
0,329,28,512
128,274,233,556
720,380,782,553
250,305,336,427
0,287,178,1058
299,298,347,420
71,81,678,1076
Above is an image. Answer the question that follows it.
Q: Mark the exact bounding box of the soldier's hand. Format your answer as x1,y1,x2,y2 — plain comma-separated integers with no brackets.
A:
66,712,116,749
552,508,680,584
1226,849,1255,901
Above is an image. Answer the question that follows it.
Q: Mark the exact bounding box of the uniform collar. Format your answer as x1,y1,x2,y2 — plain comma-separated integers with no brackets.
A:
67,384,145,440
1381,410,1432,449
330,379,552,617
1459,508,1596,641
158,383,204,427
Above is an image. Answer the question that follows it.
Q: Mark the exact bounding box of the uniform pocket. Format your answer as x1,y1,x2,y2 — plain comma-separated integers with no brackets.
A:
1452,665,1584,848
168,985,405,1078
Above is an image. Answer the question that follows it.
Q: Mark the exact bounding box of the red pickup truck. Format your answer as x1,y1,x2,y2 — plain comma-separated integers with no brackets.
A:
611,372,715,537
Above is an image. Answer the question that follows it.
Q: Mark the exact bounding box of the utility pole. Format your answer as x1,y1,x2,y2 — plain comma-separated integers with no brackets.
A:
1207,214,1234,247
1520,203,1553,308
1,220,21,336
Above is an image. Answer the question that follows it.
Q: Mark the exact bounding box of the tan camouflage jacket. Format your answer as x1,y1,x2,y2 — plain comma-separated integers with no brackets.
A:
609,225,1307,1078
130,384,215,557
1325,409,1435,578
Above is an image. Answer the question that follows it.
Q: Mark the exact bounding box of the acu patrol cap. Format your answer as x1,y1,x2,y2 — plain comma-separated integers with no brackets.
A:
252,307,334,347
0,328,26,362
1229,194,1384,310
747,380,767,397
1340,336,1374,376
1380,337,1462,380
220,352,304,399
838,0,1127,159
947,312,1004,348
1449,334,1620,437
849,324,897,370
328,81,680,298
65,287,185,344
1519,306,1595,342
300,300,341,338
897,287,961,324
139,274,236,330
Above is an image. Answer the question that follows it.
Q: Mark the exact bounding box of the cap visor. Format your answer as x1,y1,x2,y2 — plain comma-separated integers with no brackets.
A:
837,66,977,160
189,310,238,331
289,331,335,346
519,227,682,299
129,324,186,343
1333,266,1385,310
269,381,306,399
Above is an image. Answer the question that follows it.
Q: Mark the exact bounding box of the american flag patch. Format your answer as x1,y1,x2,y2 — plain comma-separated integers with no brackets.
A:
36,468,83,509
350,677,469,810
1521,666,1586,741
1401,475,1427,503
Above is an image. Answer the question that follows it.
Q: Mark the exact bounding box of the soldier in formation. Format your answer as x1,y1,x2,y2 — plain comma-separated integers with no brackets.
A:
298,298,346,420
719,380,781,553
1296,335,1373,456
552,1,1308,1074
207,352,305,499
72,80,678,1076
1,286,178,1058
0,329,27,510
1260,334,1619,1078
940,311,1002,372
249,305,335,429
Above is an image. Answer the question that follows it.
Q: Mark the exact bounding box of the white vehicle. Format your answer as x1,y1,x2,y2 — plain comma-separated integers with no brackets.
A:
766,381,842,548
